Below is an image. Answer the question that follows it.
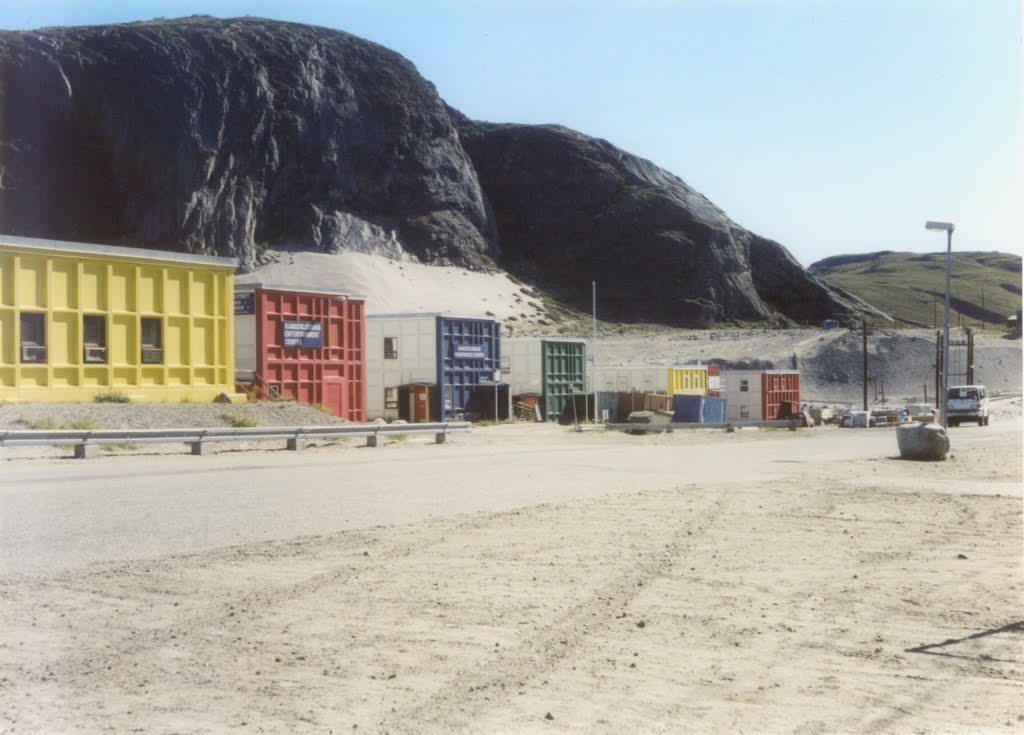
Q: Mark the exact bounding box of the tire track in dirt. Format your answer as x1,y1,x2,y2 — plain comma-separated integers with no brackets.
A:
379,486,729,732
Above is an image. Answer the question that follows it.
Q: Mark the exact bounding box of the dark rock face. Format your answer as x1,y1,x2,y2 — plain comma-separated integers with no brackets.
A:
454,118,875,326
0,16,494,267
0,16,876,325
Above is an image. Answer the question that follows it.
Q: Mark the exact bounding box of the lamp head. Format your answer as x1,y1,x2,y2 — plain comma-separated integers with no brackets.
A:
925,221,955,233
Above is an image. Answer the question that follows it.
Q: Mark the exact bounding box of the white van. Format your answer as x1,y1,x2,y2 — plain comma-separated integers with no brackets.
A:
946,385,989,427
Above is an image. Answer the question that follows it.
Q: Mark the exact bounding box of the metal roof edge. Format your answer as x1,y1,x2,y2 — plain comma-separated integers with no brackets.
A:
234,282,365,301
0,234,238,268
366,312,501,322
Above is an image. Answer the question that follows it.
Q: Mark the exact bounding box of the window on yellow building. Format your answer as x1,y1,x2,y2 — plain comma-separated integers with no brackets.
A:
19,312,46,363
83,315,107,363
384,386,398,409
384,337,398,359
141,317,163,364
740,379,749,392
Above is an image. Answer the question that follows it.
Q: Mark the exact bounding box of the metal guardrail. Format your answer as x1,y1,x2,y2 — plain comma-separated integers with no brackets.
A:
605,420,804,433
0,422,472,459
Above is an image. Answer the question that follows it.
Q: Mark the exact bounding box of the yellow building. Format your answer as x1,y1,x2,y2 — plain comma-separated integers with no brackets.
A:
0,235,241,403
667,365,708,396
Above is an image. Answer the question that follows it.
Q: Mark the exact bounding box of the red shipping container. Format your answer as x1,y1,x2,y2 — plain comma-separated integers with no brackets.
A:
252,288,366,422
760,371,801,421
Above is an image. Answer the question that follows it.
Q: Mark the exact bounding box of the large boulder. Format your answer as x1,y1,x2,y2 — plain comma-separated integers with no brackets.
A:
896,422,950,461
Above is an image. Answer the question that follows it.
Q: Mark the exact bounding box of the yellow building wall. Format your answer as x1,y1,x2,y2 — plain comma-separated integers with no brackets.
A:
667,366,708,396
0,242,240,403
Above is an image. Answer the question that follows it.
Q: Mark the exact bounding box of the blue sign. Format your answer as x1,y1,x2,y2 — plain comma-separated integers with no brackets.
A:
282,321,323,348
234,292,255,315
454,343,487,360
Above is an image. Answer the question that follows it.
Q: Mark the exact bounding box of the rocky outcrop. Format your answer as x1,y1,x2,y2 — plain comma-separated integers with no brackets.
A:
1,16,878,326
0,16,495,268
454,117,877,326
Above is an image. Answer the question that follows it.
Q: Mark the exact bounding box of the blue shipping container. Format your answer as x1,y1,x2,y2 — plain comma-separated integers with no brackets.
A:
702,395,727,423
672,394,727,424
673,394,702,423
435,316,501,420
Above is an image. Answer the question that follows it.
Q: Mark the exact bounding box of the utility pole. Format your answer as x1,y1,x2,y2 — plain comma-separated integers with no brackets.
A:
862,320,869,411
966,328,974,384
591,281,597,423
981,282,985,330
934,331,942,410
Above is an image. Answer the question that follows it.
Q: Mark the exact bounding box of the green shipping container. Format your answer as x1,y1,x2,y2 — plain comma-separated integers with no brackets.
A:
541,339,587,422
507,338,587,422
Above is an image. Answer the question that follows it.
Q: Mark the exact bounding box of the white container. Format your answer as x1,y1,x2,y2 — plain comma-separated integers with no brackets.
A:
849,410,871,428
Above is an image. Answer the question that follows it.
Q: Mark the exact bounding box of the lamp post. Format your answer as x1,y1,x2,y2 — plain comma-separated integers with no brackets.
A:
925,220,955,428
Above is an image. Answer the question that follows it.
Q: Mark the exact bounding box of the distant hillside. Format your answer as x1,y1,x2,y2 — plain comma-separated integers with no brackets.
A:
809,251,1022,328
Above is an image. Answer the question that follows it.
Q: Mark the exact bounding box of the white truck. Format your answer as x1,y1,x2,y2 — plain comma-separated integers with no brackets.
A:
946,385,990,427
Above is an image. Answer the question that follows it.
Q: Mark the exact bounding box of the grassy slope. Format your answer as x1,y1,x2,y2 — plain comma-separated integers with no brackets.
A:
809,251,1022,327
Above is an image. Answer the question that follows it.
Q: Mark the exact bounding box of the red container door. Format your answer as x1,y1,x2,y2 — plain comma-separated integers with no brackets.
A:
324,377,346,419
414,386,431,422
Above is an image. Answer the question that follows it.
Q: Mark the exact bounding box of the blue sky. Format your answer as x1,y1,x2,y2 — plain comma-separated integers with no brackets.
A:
1,0,1020,266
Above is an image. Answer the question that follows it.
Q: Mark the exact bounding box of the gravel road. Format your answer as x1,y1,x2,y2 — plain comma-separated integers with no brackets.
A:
2,417,1020,734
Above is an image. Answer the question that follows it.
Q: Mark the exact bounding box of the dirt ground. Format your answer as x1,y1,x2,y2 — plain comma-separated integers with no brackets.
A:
2,403,1022,734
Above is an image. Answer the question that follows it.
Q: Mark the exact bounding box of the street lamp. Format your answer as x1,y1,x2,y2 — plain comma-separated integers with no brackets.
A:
925,220,955,428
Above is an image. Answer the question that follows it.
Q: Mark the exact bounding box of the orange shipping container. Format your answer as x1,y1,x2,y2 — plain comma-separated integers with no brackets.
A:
761,371,800,420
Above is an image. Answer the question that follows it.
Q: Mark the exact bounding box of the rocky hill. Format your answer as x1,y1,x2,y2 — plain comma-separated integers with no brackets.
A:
1,15,878,327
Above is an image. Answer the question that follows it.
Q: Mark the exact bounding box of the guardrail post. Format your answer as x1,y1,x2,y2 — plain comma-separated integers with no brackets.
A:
365,434,380,448
286,436,303,451
435,430,447,444
191,441,212,456
74,444,99,459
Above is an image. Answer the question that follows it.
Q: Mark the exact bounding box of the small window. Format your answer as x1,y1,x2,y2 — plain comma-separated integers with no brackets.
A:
141,317,163,364
443,385,454,410
740,405,750,418
84,315,106,346
384,387,398,409
739,379,749,392
384,337,398,359
83,315,107,363
20,312,46,363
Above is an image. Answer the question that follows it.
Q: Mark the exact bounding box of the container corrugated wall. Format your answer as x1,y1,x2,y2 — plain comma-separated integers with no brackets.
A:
667,366,708,395
672,394,727,423
436,316,501,421
541,340,586,422
0,237,238,403
253,289,365,421
760,371,800,421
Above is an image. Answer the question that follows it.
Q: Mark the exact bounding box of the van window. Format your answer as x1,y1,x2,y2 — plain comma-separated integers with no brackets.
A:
948,388,979,400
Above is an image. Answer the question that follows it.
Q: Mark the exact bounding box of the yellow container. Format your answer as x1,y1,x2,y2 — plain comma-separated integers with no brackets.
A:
667,365,708,396
0,235,242,404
